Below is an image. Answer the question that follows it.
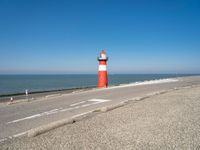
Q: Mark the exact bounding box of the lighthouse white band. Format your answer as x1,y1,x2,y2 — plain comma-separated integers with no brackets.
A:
98,65,107,71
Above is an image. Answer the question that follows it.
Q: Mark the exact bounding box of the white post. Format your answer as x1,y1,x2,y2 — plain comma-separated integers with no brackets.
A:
25,89,29,101
25,89,28,96
10,97,13,103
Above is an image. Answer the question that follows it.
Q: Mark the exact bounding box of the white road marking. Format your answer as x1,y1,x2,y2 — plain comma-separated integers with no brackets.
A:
81,104,91,107
81,99,111,108
71,111,93,118
6,99,111,125
0,131,27,143
70,101,86,106
41,108,60,115
88,99,111,103
7,114,41,124
74,106,80,109
12,131,27,138
59,107,73,112
7,109,61,124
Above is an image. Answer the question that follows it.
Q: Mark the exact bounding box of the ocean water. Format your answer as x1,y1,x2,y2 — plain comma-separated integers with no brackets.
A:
0,74,195,96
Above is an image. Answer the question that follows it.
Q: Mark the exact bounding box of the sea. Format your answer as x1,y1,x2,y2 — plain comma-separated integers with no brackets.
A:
0,74,197,96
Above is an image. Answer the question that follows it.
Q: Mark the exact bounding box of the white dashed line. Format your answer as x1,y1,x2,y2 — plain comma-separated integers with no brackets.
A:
7,109,61,124
70,101,86,106
81,104,91,107
71,111,93,118
7,114,41,124
0,131,27,143
6,99,111,125
12,131,27,138
59,107,73,112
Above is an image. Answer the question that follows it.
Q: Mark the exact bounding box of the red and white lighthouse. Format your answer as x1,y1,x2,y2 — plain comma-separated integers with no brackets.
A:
97,50,108,88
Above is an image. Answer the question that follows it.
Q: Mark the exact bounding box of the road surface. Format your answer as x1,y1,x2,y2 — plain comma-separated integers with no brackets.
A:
0,76,200,142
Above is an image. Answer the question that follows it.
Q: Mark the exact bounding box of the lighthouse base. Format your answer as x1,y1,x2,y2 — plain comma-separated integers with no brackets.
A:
97,71,108,88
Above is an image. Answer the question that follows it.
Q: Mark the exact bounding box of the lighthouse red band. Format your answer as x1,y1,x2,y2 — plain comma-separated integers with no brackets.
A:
97,50,108,88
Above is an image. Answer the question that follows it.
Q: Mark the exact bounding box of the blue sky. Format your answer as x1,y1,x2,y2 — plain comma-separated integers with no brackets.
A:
0,0,200,74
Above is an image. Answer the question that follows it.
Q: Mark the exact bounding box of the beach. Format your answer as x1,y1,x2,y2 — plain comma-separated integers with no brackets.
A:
0,76,200,149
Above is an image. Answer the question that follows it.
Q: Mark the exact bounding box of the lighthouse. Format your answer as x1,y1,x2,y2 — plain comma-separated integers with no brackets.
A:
97,50,108,88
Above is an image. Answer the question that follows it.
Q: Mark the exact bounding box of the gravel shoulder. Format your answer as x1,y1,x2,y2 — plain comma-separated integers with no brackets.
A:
1,86,200,150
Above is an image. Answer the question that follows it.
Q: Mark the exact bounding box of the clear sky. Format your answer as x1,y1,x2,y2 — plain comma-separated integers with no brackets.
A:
0,0,200,74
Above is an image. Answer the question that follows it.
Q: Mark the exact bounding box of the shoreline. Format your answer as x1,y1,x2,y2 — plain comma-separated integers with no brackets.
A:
0,78,176,103
0,86,95,103
0,86,95,98
0,75,198,103
1,74,199,96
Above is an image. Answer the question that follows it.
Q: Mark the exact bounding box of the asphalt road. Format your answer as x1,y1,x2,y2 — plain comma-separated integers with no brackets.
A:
0,76,200,142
